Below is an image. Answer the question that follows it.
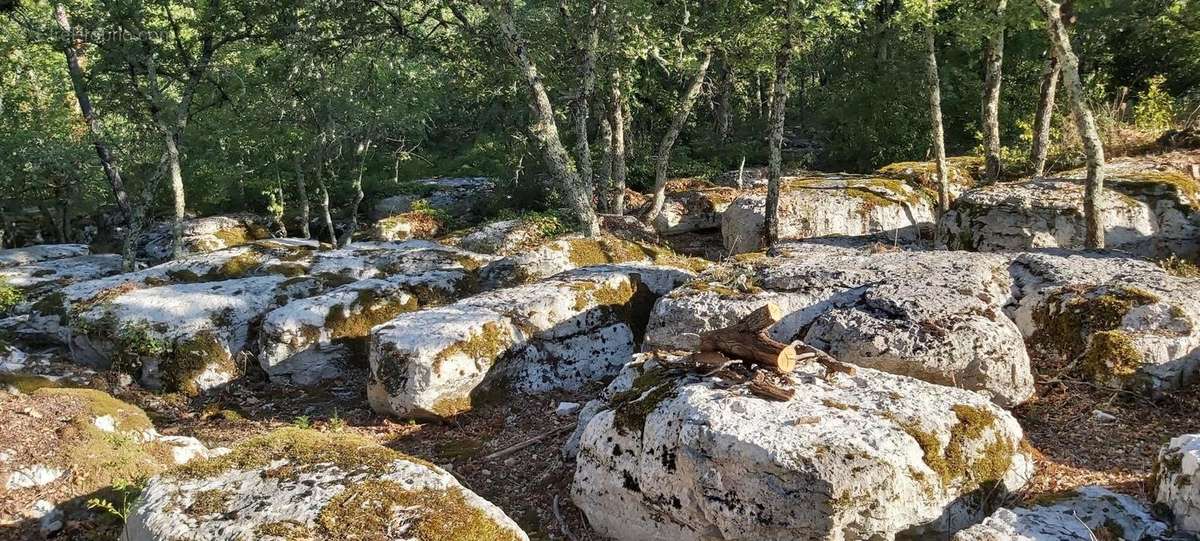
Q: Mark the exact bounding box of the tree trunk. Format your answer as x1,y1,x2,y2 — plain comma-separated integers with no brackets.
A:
714,49,734,144
1030,34,1061,177
1038,0,1105,248
570,0,601,203
164,135,186,259
316,159,337,247
294,155,312,239
765,0,797,247
596,114,614,213
981,0,1007,182
53,3,136,270
339,141,369,247
609,72,628,214
647,48,714,220
923,0,950,214
486,0,599,236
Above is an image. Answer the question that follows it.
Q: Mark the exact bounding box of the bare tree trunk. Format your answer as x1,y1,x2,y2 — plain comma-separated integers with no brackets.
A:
714,49,734,144
53,3,136,269
570,0,602,202
610,71,628,214
486,0,599,236
339,141,369,247
315,153,337,247
982,0,1007,182
766,0,797,247
648,49,714,220
1038,0,1105,247
294,155,312,239
1030,34,1061,177
596,114,614,213
923,0,950,214
164,135,186,259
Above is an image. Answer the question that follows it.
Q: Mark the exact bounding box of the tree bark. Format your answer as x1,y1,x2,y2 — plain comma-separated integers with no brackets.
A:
569,0,601,204
1038,0,1105,248
609,72,628,214
53,3,136,269
765,0,797,247
315,153,337,247
697,303,798,373
981,0,1007,182
647,48,714,220
339,141,369,247
596,114,614,213
1030,31,1061,177
486,0,599,236
714,49,734,144
923,0,950,214
294,155,312,239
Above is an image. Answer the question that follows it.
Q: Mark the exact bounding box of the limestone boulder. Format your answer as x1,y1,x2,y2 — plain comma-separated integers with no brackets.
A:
69,275,323,394
371,177,494,220
370,211,444,241
652,187,739,235
258,279,419,386
306,240,493,294
368,265,694,419
138,214,273,263
480,235,707,289
0,387,221,539
877,155,982,196
940,179,1157,254
1156,434,1200,534
1008,251,1200,394
0,254,123,305
452,216,558,255
0,244,90,268
954,486,1170,540
570,354,1033,541
646,247,1034,406
722,174,937,254
124,428,527,541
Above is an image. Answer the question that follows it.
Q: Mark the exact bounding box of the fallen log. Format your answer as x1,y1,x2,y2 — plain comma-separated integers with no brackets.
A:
697,303,798,373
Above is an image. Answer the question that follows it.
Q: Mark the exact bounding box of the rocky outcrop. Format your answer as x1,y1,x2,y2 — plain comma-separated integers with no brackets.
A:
1156,434,1200,534
0,254,123,304
646,247,1034,406
69,275,324,394
1,386,221,539
877,155,982,196
570,353,1033,540
479,235,707,289
954,486,1170,540
1008,251,1200,395
721,174,936,253
258,279,419,386
0,244,91,268
138,214,273,263
371,177,495,220
370,211,444,241
651,187,739,235
451,216,560,255
368,265,694,419
943,160,1200,259
124,428,527,541
306,240,493,289
940,179,1157,254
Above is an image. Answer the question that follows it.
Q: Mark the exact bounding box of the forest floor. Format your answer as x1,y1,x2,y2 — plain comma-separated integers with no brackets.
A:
9,350,1180,540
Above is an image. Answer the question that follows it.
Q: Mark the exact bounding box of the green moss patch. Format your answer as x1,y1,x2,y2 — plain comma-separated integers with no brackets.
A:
1082,330,1144,380
431,321,512,377
174,427,433,480
161,331,237,396
1031,284,1160,377
895,403,1012,491
609,365,682,434
327,289,419,341
0,373,61,393
317,481,521,541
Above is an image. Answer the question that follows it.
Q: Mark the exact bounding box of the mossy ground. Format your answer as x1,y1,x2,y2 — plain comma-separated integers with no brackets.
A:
894,403,1013,493
317,481,522,541
1031,284,1161,381
326,289,419,341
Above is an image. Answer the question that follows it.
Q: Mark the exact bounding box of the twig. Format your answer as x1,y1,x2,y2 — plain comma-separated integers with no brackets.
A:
553,494,579,541
481,425,572,462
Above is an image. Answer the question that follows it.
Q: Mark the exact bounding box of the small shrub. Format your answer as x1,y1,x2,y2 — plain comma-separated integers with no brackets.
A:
0,278,22,314
1134,75,1175,131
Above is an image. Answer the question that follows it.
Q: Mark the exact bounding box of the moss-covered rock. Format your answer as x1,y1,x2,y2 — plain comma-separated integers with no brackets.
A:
125,427,527,541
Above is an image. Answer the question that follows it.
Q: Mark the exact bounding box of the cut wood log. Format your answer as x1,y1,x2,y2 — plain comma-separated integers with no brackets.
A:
748,371,795,401
793,342,857,377
697,303,797,373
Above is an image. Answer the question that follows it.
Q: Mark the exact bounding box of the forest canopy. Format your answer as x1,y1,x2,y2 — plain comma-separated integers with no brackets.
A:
0,0,1197,250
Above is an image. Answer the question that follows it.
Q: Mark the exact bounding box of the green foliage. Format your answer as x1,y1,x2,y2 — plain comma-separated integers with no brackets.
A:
291,415,312,429
86,477,147,524
0,279,22,314
1134,75,1176,131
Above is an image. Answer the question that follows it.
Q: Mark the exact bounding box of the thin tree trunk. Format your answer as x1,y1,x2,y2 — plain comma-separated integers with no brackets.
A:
714,49,734,144
53,3,136,269
596,114,614,213
609,72,628,214
1030,35,1061,177
316,160,336,247
294,155,312,239
486,0,600,236
570,0,601,203
923,0,950,214
981,0,1007,182
1038,0,1105,248
766,0,797,247
648,48,714,220
339,141,369,247
164,135,186,259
